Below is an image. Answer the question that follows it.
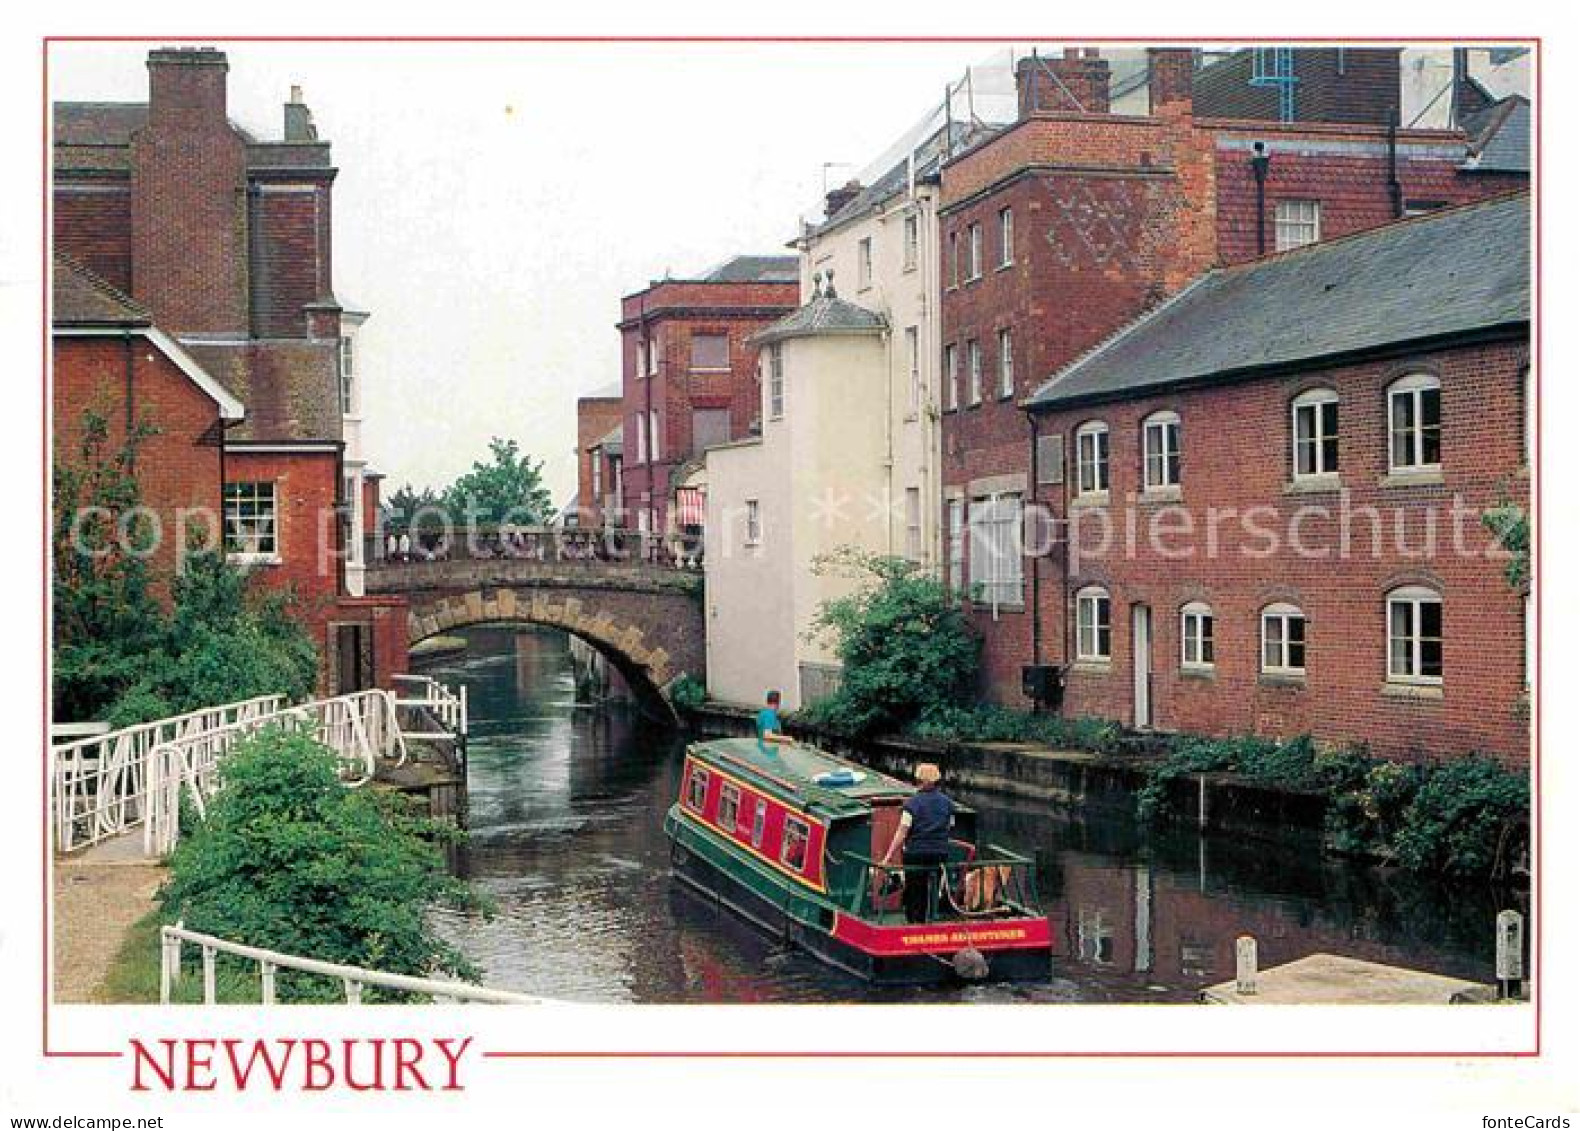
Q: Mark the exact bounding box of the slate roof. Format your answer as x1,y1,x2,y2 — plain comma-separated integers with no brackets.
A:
809,120,993,238
750,292,888,346
701,255,799,283
1027,192,1530,411
53,101,260,145
591,424,623,456
1462,96,1530,173
52,254,151,327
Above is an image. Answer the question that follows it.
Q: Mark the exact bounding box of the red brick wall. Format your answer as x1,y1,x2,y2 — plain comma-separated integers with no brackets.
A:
251,186,329,337
52,334,225,586
224,446,341,611
1030,338,1530,766
54,185,133,293
575,395,623,524
1210,123,1530,265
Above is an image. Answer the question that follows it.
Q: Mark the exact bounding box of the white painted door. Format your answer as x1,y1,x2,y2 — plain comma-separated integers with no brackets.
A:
1132,604,1152,729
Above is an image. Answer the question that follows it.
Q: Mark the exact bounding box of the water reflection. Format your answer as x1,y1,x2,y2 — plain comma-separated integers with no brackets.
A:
426,625,1517,1003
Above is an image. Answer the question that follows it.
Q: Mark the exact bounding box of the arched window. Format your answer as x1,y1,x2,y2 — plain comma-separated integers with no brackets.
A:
1076,585,1112,661
1180,601,1214,669
1075,421,1110,497
1386,585,1443,684
1292,388,1339,479
1261,602,1307,675
1388,373,1442,472
1142,410,1182,489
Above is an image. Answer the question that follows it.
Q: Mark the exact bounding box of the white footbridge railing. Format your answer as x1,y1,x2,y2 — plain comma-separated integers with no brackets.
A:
160,924,542,1005
51,696,286,854
391,673,469,737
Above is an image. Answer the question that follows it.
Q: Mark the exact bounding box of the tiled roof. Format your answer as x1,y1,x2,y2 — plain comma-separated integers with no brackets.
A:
183,340,342,443
52,254,151,326
53,101,259,145
750,292,887,346
1463,96,1530,173
592,424,624,456
701,255,799,283
1027,192,1529,411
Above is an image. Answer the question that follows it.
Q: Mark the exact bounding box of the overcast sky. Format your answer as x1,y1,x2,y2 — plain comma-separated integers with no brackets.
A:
49,41,1022,504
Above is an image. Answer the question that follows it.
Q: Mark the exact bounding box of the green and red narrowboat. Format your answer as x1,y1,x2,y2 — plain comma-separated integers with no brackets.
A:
662,738,1052,985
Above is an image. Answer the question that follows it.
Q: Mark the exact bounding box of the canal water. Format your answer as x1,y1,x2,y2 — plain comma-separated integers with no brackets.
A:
424,625,1520,1003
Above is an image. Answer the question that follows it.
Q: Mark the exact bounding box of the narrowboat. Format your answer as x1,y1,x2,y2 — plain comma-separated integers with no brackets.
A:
662,738,1052,985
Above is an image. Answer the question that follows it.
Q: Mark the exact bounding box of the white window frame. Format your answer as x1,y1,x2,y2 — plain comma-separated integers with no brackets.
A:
998,206,1014,268
1388,373,1442,473
967,340,982,405
645,331,660,376
905,487,922,562
686,767,709,811
781,815,811,871
968,492,1023,608
1274,199,1321,251
767,343,785,420
997,328,1014,399
857,237,874,290
223,481,279,562
1260,602,1307,676
634,413,647,465
744,499,761,547
1292,388,1340,480
949,231,960,287
903,213,919,272
1180,601,1214,670
1075,421,1110,497
967,222,982,280
718,783,741,831
648,409,661,462
906,326,921,414
947,497,965,592
1142,410,1182,491
1386,585,1444,685
1076,586,1112,662
750,798,768,849
943,344,958,411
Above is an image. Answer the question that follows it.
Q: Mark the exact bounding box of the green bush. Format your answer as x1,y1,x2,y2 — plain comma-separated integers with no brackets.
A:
908,703,1122,754
158,727,487,1001
1392,755,1529,877
669,674,706,713
802,550,980,738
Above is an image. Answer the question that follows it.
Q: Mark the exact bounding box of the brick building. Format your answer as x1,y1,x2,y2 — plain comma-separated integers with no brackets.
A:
573,382,623,528
1022,193,1530,766
939,47,1530,751
52,47,406,694
617,256,798,534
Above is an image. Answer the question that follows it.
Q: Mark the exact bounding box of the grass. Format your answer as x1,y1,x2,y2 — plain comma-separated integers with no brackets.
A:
96,911,263,1005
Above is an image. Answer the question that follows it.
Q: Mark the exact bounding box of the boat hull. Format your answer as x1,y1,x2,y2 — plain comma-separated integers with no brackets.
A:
668,811,1052,987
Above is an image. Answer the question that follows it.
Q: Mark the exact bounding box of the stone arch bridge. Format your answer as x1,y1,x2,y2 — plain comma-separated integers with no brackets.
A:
367,559,704,714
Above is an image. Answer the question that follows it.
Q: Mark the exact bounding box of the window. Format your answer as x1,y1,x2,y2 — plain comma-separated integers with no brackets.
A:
997,328,1014,398
224,482,278,558
857,237,873,289
998,207,1014,267
967,222,983,280
947,498,965,592
906,326,921,414
686,767,709,811
649,409,661,461
591,453,603,499
1292,388,1339,479
1388,373,1442,472
1142,411,1181,490
750,798,768,848
905,487,922,561
943,344,958,411
634,413,647,464
903,213,919,271
745,499,761,546
767,343,785,420
338,338,354,414
1274,200,1321,251
968,493,1023,607
1403,200,1446,217
1261,603,1307,675
1181,602,1214,670
1076,422,1110,496
691,408,731,454
949,231,960,287
645,331,660,376
1387,586,1443,684
781,816,810,871
1076,586,1112,662
967,340,982,405
690,333,729,371
718,783,741,832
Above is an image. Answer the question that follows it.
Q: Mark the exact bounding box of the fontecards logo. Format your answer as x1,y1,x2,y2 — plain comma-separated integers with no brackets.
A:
129,1037,473,1092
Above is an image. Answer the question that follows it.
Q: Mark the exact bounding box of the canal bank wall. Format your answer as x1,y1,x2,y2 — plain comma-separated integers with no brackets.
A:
685,702,1328,852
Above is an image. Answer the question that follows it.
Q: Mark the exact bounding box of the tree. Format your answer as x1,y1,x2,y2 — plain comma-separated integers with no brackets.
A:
803,549,981,737
441,437,553,526
158,728,486,1000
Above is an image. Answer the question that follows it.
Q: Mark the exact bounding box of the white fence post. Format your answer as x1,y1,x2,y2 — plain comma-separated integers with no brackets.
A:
1235,935,1258,996
1496,910,1525,1000
202,945,217,1005
260,960,277,1005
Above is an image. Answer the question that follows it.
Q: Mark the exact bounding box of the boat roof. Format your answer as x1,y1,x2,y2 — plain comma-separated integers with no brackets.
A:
687,738,912,819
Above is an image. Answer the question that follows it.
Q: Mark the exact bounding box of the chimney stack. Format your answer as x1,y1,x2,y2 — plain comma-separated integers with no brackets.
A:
284,85,318,141
1147,48,1196,115
145,46,229,128
1016,48,1111,117
824,179,863,220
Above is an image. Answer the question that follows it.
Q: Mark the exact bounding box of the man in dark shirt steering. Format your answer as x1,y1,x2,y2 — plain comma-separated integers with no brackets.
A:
880,762,954,924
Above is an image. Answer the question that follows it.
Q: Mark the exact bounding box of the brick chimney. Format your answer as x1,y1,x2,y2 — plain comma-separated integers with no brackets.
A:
1147,47,1196,115
131,46,250,336
284,84,318,141
1017,48,1111,116
824,179,863,220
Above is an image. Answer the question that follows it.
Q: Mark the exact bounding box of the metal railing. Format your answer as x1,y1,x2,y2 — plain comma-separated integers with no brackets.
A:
837,846,1039,923
391,673,469,737
51,695,287,854
143,690,409,857
159,924,542,1005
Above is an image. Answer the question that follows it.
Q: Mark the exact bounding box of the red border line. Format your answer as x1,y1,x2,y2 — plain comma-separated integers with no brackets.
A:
41,33,1543,1063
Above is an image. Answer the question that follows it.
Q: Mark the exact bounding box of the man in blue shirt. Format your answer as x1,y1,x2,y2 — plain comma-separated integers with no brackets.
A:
881,762,955,923
755,690,794,749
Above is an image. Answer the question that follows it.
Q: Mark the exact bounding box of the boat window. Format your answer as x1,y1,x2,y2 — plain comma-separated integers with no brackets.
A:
718,784,741,832
686,767,709,811
750,799,767,848
782,816,810,872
